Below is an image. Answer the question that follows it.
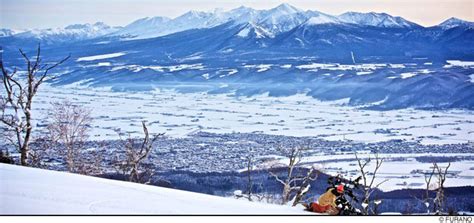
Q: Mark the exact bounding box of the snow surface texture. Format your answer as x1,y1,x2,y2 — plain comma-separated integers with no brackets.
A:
0,164,307,214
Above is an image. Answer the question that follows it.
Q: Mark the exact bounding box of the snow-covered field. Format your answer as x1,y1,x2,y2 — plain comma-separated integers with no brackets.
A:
30,84,474,145
0,163,307,214
6,82,472,193
265,152,474,191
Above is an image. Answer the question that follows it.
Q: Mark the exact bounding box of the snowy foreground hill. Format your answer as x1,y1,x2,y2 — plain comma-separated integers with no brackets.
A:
0,164,307,215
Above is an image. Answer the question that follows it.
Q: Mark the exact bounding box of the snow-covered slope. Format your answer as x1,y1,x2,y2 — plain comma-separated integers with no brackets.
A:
0,164,307,214
236,23,273,38
304,14,341,26
338,12,420,28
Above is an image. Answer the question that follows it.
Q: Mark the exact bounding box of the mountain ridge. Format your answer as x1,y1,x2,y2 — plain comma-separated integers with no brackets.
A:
2,4,472,41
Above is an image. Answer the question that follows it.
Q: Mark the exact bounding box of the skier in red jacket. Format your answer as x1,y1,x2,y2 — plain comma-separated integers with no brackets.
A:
304,184,344,215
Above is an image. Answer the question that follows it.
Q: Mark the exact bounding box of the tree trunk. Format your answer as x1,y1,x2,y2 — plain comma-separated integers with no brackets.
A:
20,103,33,166
20,145,27,166
282,184,290,204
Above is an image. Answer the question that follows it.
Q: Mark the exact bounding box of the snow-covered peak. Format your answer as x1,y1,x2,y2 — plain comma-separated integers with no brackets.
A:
438,17,474,29
0,28,16,37
268,3,302,15
338,12,419,28
257,4,316,34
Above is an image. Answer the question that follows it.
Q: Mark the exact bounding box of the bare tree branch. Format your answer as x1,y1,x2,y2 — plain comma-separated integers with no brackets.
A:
269,145,318,205
0,44,69,165
354,152,387,215
114,121,164,183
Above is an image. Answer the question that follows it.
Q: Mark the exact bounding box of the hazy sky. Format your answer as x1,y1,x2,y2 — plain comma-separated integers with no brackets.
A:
1,0,473,29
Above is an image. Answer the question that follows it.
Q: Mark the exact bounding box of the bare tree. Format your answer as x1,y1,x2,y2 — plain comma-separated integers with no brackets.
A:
413,162,452,215
291,165,319,207
269,146,319,205
0,44,69,165
354,152,388,215
47,101,92,173
433,162,451,214
245,155,254,201
115,121,164,183
414,164,436,214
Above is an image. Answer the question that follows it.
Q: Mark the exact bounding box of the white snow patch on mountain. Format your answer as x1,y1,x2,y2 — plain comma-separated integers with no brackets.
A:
227,69,238,75
305,16,340,25
168,63,205,72
356,71,373,76
77,52,126,62
0,164,308,214
110,63,204,72
445,60,474,68
296,63,338,69
256,64,272,72
400,72,418,79
243,64,272,72
97,62,111,66
237,27,251,37
388,64,406,69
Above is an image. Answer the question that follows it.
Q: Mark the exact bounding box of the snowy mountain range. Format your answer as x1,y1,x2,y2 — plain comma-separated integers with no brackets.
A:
1,4,473,110
3,22,121,43
338,12,420,28
109,4,339,40
1,3,472,41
